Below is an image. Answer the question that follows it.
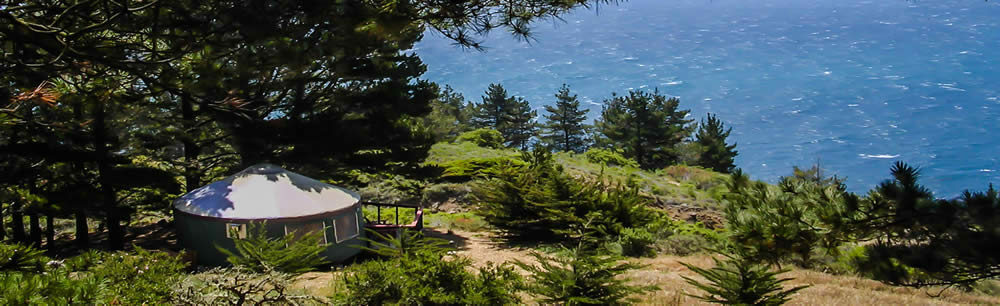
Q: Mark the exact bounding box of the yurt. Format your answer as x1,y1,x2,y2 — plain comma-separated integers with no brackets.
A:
173,163,365,266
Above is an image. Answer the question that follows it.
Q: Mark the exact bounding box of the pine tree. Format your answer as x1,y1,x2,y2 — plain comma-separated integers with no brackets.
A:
694,113,738,173
470,84,537,149
542,84,590,152
504,96,538,150
423,85,473,141
594,90,694,169
681,253,809,305
471,83,511,130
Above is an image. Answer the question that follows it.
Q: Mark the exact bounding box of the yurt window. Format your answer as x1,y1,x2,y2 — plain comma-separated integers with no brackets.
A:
284,222,328,245
332,214,360,243
226,223,247,239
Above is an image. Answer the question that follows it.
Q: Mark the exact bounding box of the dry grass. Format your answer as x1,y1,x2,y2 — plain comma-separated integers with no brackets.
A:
290,230,1000,305
628,255,1000,306
445,231,1000,305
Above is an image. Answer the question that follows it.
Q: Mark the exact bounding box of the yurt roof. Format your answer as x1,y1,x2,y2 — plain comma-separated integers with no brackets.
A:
173,164,361,220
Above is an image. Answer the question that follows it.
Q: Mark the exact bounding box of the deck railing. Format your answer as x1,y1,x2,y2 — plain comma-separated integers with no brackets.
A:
361,201,423,231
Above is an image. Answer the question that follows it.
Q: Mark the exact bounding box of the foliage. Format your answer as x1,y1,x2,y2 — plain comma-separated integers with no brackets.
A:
723,169,858,267
422,85,474,142
356,173,427,204
694,113,739,173
219,222,329,274
654,219,727,256
456,128,507,149
0,268,104,305
681,253,809,306
594,90,695,169
172,267,319,305
74,247,188,304
844,162,1000,288
434,156,527,181
476,146,658,243
515,243,655,305
0,242,48,272
615,227,657,258
542,84,591,152
469,83,538,149
334,229,522,305
584,148,639,168
0,245,186,305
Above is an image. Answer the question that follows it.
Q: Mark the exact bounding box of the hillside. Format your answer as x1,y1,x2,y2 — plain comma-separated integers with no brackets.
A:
290,229,1000,305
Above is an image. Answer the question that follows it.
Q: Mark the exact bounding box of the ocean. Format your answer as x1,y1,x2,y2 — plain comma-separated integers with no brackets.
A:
414,0,1000,197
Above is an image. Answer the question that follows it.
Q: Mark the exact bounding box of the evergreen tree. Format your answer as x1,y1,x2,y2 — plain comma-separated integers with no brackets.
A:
470,84,537,149
594,90,694,169
422,85,473,141
694,113,738,173
471,83,511,130
504,96,538,150
542,84,590,152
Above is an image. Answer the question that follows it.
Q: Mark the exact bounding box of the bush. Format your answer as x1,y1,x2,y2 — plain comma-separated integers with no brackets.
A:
434,157,525,181
0,244,187,305
0,268,104,304
333,229,522,305
79,247,188,304
515,246,655,305
617,227,656,258
584,148,639,168
0,243,48,272
477,148,658,244
681,253,809,305
173,267,319,305
456,128,506,149
219,222,329,274
723,171,857,267
356,174,426,204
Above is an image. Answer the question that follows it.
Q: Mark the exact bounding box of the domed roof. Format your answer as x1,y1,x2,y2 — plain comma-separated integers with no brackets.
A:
173,164,361,220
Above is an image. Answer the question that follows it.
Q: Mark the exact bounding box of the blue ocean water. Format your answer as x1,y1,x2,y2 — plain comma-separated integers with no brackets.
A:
414,0,1000,197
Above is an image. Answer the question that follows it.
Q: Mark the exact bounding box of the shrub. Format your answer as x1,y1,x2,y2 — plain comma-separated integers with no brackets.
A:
617,227,656,258
456,128,505,149
584,148,639,168
0,243,48,272
172,267,319,305
723,170,857,267
515,246,655,305
333,229,522,305
0,245,187,305
477,148,658,244
219,222,329,274
0,268,104,305
681,253,809,306
80,247,188,304
434,157,526,181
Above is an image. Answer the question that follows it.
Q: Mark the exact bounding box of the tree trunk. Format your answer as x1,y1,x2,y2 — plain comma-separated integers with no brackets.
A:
45,213,55,250
181,97,201,192
75,211,88,248
29,213,41,247
72,100,89,248
11,201,25,242
0,202,5,241
93,100,123,250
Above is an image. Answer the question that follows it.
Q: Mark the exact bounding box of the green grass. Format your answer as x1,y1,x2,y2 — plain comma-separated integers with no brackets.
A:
424,142,730,209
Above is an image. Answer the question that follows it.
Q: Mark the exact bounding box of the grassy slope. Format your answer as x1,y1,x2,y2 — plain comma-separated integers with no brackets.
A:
415,142,1000,304
425,142,730,209
292,229,1000,305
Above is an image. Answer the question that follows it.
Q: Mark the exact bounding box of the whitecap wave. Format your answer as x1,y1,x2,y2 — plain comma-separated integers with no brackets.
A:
859,154,899,159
